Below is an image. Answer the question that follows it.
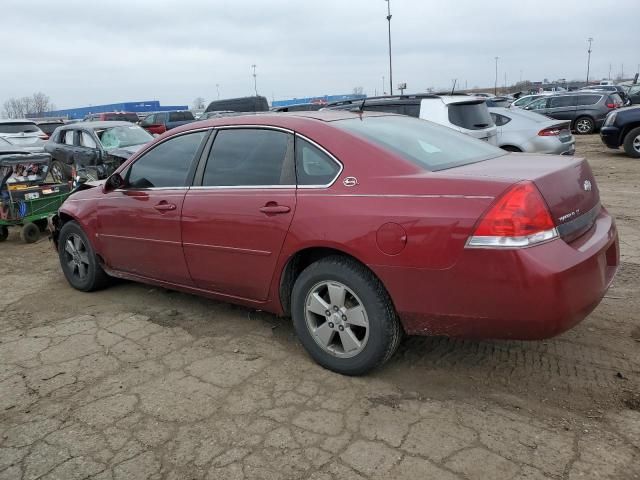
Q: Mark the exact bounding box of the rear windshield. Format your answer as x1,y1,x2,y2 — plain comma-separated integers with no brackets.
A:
334,115,505,171
168,111,195,121
447,102,494,130
103,113,139,122
0,122,41,134
38,122,63,135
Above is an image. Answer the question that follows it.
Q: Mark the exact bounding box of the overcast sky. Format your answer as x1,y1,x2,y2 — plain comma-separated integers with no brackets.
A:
2,0,638,110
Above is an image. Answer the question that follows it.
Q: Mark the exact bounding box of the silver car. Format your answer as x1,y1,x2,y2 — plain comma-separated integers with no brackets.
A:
0,119,47,152
489,107,575,155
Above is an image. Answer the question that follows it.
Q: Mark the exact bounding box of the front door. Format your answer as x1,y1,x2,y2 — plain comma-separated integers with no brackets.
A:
182,128,296,301
97,130,209,284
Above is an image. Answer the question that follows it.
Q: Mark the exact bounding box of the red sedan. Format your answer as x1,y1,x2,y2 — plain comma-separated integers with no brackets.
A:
52,111,619,375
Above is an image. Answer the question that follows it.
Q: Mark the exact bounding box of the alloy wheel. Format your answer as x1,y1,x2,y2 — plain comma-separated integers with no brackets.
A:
304,281,369,358
51,163,64,183
576,119,593,134
64,233,90,280
633,135,640,154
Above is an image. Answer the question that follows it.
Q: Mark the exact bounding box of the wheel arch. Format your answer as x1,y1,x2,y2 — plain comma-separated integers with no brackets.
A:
278,246,393,317
621,121,640,142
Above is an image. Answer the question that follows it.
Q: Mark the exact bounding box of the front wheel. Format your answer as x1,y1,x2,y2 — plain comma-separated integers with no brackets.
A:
623,126,640,158
574,116,595,135
58,221,109,291
291,256,402,376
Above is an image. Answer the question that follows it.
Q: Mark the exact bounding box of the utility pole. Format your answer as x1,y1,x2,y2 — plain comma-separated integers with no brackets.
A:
382,75,385,95
494,57,499,95
216,84,220,100
504,72,507,93
586,37,593,85
609,64,612,80
251,64,258,95
385,0,393,96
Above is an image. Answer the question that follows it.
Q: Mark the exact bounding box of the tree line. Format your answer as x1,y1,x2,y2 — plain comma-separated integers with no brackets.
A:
2,92,55,119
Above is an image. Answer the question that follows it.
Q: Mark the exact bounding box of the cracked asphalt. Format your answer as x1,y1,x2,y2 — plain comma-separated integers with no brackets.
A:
1,135,639,479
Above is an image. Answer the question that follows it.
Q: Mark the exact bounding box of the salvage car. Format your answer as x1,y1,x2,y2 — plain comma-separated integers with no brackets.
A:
139,111,196,135
51,111,619,375
489,107,575,154
0,119,48,150
45,121,153,182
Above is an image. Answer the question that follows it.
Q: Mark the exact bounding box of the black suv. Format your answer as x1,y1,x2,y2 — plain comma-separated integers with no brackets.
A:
523,92,624,134
600,105,640,158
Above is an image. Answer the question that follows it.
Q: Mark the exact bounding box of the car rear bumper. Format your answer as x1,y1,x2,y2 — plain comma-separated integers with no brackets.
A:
600,126,621,149
527,136,575,155
373,209,619,340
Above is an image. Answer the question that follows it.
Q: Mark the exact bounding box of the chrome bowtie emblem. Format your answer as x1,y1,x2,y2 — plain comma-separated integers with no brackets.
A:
343,176,358,187
583,180,592,192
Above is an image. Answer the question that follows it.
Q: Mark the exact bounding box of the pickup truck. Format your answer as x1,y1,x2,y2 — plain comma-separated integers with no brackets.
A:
140,111,196,135
600,105,640,158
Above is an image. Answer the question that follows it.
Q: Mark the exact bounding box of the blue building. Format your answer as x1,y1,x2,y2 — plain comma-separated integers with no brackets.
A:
33,100,188,120
272,93,365,108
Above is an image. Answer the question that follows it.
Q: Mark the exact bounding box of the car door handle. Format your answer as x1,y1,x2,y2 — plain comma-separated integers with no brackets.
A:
259,204,291,214
154,202,177,212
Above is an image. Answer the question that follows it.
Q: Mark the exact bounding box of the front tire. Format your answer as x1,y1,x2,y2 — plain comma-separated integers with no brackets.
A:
574,116,595,135
51,160,68,183
623,127,640,158
291,256,402,376
58,221,109,292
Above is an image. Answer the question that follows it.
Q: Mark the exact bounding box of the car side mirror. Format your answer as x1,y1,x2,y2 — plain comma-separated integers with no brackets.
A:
104,173,125,192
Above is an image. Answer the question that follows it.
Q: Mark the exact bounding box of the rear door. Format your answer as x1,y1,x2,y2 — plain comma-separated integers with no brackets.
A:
182,127,296,300
97,130,209,284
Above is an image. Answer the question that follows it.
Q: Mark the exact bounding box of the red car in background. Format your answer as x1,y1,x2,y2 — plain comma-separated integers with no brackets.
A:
84,112,139,123
139,110,196,135
51,112,619,375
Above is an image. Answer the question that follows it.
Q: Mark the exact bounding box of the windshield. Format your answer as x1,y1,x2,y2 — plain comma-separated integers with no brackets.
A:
0,122,41,134
97,125,153,150
334,115,505,171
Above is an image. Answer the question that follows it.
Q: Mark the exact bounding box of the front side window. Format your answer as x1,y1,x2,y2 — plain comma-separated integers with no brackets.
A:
549,96,576,108
335,115,504,171
80,131,97,148
526,98,549,110
490,113,511,126
295,137,340,186
127,131,207,188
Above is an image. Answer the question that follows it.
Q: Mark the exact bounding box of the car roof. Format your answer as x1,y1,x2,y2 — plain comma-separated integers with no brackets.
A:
63,121,136,129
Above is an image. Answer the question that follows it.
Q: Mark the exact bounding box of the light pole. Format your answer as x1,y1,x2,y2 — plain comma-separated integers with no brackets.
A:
251,64,258,95
385,0,393,96
586,37,593,86
216,83,220,100
494,57,499,95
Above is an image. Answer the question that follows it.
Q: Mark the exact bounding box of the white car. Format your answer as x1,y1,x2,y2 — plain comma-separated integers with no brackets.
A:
325,94,498,145
489,107,575,155
0,120,47,152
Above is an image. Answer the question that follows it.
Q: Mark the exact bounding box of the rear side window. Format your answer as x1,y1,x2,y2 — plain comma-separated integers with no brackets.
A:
576,95,601,106
0,122,40,134
202,129,294,186
295,137,340,186
127,131,207,188
549,96,576,108
447,102,494,130
490,113,511,126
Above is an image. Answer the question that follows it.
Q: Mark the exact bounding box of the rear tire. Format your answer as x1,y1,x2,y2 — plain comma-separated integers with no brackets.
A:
291,256,402,376
0,226,8,242
58,221,109,292
623,127,640,158
574,116,595,135
501,145,522,152
21,223,40,244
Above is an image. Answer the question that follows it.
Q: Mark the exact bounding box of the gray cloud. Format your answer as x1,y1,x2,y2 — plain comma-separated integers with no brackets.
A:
1,0,638,109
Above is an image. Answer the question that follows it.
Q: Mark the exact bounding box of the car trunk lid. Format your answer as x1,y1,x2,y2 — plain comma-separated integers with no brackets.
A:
448,154,600,242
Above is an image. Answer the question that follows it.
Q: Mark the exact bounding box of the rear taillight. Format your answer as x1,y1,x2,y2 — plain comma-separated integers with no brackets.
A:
467,181,558,248
606,103,616,109
538,127,561,136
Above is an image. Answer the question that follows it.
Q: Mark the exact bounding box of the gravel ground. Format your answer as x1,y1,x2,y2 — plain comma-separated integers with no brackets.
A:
1,134,639,480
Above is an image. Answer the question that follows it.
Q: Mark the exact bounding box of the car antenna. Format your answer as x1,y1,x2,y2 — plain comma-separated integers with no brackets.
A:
451,79,457,96
359,97,366,112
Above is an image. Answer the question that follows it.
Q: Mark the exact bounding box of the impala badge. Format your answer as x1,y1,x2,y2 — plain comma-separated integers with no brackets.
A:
343,177,358,187
583,180,592,192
